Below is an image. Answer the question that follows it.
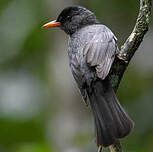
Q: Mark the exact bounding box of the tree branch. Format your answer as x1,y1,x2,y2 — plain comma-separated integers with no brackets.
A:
108,0,152,151
109,0,152,92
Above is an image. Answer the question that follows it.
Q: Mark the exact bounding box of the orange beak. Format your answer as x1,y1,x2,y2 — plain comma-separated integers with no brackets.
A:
42,20,61,28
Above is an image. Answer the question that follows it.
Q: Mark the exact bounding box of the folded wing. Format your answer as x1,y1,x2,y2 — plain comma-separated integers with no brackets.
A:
83,27,118,79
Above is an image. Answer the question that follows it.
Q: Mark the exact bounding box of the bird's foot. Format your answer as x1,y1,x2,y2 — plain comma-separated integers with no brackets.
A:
98,146,103,152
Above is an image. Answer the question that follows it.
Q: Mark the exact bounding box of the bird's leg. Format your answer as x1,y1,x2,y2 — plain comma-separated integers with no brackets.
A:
98,146,103,152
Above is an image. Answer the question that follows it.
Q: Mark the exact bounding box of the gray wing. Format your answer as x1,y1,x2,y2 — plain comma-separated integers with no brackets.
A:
70,55,88,106
83,26,118,79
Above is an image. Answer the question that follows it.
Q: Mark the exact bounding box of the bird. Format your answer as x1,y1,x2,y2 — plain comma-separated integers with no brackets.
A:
42,5,134,148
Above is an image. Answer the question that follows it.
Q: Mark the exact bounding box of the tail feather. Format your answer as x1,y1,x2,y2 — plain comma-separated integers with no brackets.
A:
87,79,134,147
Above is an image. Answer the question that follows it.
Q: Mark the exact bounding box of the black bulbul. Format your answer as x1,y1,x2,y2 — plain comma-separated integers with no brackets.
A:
42,6,134,148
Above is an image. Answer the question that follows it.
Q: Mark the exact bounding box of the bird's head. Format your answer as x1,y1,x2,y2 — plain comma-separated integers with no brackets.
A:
42,6,99,35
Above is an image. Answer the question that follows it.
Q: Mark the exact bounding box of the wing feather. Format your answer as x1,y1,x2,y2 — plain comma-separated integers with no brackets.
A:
84,27,118,79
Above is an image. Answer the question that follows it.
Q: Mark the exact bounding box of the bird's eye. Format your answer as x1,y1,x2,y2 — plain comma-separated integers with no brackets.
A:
67,16,71,20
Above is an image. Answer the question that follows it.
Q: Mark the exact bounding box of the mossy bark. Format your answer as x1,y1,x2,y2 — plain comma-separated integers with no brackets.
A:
107,0,152,151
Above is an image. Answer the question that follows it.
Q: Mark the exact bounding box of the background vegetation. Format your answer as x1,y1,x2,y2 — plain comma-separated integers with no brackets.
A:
0,0,152,152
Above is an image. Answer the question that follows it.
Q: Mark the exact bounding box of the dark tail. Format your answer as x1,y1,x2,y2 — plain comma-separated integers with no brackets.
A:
87,79,134,147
